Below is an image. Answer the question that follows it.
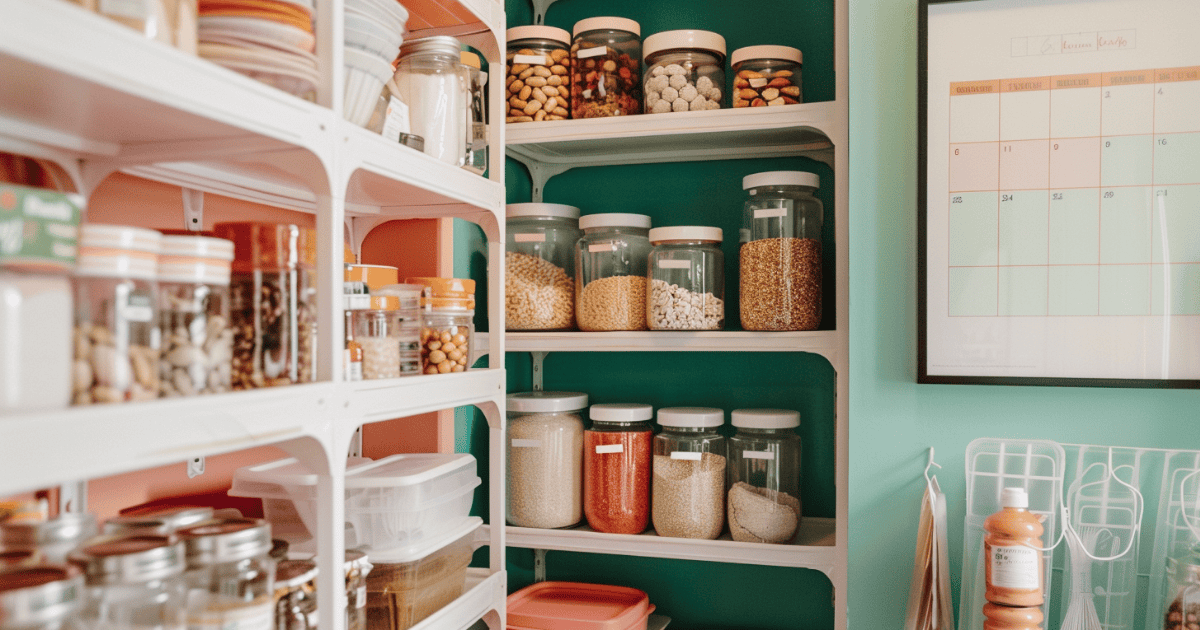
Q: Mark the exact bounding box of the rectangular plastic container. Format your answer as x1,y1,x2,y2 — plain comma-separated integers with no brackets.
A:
365,517,481,630
506,582,656,630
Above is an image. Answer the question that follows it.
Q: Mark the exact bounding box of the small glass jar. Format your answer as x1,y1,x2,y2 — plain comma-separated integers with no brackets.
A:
643,30,726,114
583,404,654,535
104,506,215,536
392,36,469,167
354,296,404,380
157,236,234,397
506,392,588,529
344,551,370,630
374,284,423,377
647,226,724,331
652,408,727,540
727,409,802,544
505,26,572,123
506,203,581,331
460,51,488,173
405,277,474,374
214,223,317,389
570,17,642,118
70,534,188,630
272,560,316,630
740,171,824,331
177,518,275,630
72,225,162,405
0,513,97,564
731,45,803,108
0,564,86,630
575,214,652,332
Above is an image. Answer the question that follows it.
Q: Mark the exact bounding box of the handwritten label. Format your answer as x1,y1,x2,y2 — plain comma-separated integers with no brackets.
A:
743,450,775,460
595,444,624,454
513,54,548,65
754,208,789,219
588,243,617,253
514,234,545,243
670,451,702,461
578,46,608,59
658,260,691,269
511,439,541,448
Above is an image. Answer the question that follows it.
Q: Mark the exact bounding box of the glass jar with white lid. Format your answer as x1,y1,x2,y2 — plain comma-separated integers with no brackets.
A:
506,203,581,331
570,17,642,118
505,25,572,123
0,564,87,630
157,235,234,397
727,409,802,544
392,36,469,167
647,226,724,331
177,518,275,630
506,391,588,529
575,213,652,332
731,45,803,107
652,407,727,540
583,403,654,535
643,30,726,113
70,534,188,630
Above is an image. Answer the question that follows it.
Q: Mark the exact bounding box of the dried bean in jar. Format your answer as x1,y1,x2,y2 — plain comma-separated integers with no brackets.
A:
420,328,470,374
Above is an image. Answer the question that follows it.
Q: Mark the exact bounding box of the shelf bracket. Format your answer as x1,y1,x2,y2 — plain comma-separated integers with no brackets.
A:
58,481,87,514
530,0,559,25
348,427,363,458
182,188,204,231
533,548,547,582
187,457,205,479
509,155,572,203
531,351,547,391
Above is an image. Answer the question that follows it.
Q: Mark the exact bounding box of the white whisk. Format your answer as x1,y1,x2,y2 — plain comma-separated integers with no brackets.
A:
1061,526,1105,630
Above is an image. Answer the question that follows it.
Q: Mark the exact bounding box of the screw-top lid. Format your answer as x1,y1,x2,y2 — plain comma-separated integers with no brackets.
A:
657,407,724,428
76,224,162,280
731,408,800,429
157,235,234,285
177,518,272,567
648,226,722,244
69,534,185,585
405,277,476,311
274,559,317,589
507,25,570,46
573,16,640,38
460,51,481,69
743,171,820,191
399,35,462,59
643,30,726,60
212,222,316,273
578,213,652,230
590,403,653,423
1001,487,1029,509
508,391,588,413
0,565,83,627
1,513,97,550
374,283,424,302
506,203,580,220
730,44,803,66
104,506,215,536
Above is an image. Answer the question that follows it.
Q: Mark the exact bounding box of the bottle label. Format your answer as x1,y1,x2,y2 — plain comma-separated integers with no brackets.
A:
743,450,775,460
511,439,541,448
588,243,617,253
577,46,608,59
990,544,1039,589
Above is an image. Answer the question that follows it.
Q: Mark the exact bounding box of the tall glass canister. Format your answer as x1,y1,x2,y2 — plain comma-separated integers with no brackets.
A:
505,26,572,122
570,17,641,118
575,213,652,331
392,36,469,167
727,409,802,544
652,407,726,540
583,403,654,534
506,203,581,331
157,235,234,397
506,391,588,529
647,226,724,330
643,30,726,113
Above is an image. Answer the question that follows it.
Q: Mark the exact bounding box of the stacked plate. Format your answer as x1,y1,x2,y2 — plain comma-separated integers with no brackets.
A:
198,0,320,99
343,0,409,127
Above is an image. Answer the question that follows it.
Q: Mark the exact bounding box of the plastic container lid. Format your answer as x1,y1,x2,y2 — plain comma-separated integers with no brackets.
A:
78,224,162,253
399,35,462,59
367,516,481,564
507,203,580,220
212,222,316,272
572,16,640,38
1001,487,1029,509
405,277,476,310
578,213,651,230
657,407,724,428
158,235,234,285
648,226,722,244
229,457,374,499
374,283,424,302
344,453,476,489
731,408,800,429
590,403,653,423
507,25,570,46
507,581,655,630
643,29,726,60
345,264,400,290
508,391,589,413
731,44,803,66
743,171,820,191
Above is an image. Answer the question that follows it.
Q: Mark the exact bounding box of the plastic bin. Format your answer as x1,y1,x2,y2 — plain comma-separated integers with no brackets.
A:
507,582,655,630
366,517,481,630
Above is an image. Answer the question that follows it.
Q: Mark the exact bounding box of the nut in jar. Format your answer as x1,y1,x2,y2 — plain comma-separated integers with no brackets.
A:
570,17,642,118
420,327,470,374
731,45,803,108
506,25,572,123
405,277,476,375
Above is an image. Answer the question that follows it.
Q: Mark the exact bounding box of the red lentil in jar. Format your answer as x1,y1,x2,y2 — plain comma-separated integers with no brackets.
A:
583,403,654,534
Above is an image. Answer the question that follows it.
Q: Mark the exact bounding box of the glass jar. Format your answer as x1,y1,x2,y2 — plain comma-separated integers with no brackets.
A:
727,409,802,544
740,171,824,331
731,45,803,108
570,17,641,118
506,203,581,331
70,534,188,630
72,225,162,405
374,284,423,377
157,236,234,397
405,277,474,374
344,551,370,630
583,404,653,535
505,26,572,122
177,518,275,630
272,560,316,630
214,223,317,389
104,507,215,536
392,37,469,167
0,513,97,564
643,30,726,114
460,51,488,173
575,214,652,332
506,392,588,529
647,227,724,331
652,407,727,540
0,565,86,630
353,296,404,380
1164,545,1200,630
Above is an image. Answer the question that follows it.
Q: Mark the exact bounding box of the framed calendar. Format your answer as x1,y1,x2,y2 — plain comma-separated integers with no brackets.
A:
918,0,1200,387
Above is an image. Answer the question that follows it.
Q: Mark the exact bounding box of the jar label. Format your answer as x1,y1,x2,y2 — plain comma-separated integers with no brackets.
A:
513,54,548,65
754,208,789,219
670,451,702,460
990,544,1040,589
122,294,154,323
382,96,411,142
743,450,775,460
356,586,367,608
595,444,624,454
588,243,617,253
578,46,608,59
657,260,691,269
514,234,546,243
512,439,541,448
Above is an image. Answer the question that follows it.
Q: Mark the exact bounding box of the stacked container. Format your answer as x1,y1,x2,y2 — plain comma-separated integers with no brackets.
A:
507,582,656,630
575,214,652,331
646,226,724,330
570,18,641,118
506,203,581,331
505,26,572,123
157,235,234,397
643,30,726,113
727,409,802,544
506,392,588,529
364,519,479,630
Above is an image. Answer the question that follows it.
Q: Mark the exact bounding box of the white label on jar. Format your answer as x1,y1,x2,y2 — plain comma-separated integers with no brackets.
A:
670,451,702,461
356,586,367,608
754,208,789,219
657,260,691,269
512,439,541,448
100,0,149,18
513,54,548,65
990,545,1040,589
514,233,546,243
578,46,609,59
743,450,775,460
588,243,617,253
122,294,153,323
382,96,411,142
595,444,624,454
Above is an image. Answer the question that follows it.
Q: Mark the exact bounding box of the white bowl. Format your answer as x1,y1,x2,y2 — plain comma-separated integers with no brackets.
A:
345,26,401,59
345,2,406,38
347,0,409,31
343,47,395,127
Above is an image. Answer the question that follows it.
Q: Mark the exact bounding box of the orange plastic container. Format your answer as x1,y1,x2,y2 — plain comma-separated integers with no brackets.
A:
506,582,655,630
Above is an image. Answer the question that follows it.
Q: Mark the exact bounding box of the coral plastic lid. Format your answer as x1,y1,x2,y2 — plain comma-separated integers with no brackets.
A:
507,582,655,630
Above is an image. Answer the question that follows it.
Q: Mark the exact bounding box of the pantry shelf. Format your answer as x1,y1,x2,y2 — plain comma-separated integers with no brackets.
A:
408,568,506,630
347,369,506,429
478,331,840,360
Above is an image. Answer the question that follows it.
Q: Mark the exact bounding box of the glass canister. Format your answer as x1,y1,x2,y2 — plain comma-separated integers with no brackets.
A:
392,36,469,167
570,17,642,118
506,203,581,331
157,236,234,397
70,534,188,630
727,409,802,544
344,551,370,630
104,507,215,536
405,277,474,374
373,284,423,377
460,51,488,174
354,296,404,380
0,514,97,564
652,407,727,540
177,518,275,630
213,223,317,389
575,213,652,332
583,403,653,535
647,226,724,330
731,45,803,107
740,171,824,331
1164,546,1200,630
0,565,86,630
72,225,162,405
643,30,726,113
505,26,572,122
272,560,315,630
506,392,588,529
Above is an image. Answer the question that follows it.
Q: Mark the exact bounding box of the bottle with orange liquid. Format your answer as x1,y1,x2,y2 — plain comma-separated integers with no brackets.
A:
984,487,1044,607
982,602,1043,629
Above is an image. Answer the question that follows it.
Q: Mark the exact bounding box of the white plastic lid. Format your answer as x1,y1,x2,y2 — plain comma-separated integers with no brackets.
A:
374,283,424,300
731,44,803,66
1002,487,1029,509
345,453,476,489
657,407,724,428
643,29,727,60
507,203,580,220
507,25,571,46
367,517,481,564
229,457,374,499
508,391,589,413
648,226,722,244
578,213,652,230
731,408,800,429
573,16,640,38
158,235,234,284
79,224,162,253
742,171,820,191
590,403,653,422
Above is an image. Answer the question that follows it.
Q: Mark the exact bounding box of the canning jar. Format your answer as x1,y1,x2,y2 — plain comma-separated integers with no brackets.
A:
583,404,653,534
460,51,488,173
652,407,727,540
0,565,86,630
405,277,474,374
647,227,724,330
727,409,802,544
345,551,370,630
392,37,469,167
575,214,652,332
740,171,824,331
731,45,803,107
643,30,726,114
104,506,215,536
505,26,571,122
506,392,588,529
70,534,188,630
157,236,234,397
506,203,581,331
214,223,317,389
353,296,405,380
373,284,423,376
72,225,162,405
272,560,316,630
178,518,275,630
570,17,641,118
0,513,97,564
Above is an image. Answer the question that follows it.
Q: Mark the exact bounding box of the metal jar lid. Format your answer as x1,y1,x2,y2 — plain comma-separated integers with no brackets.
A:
104,506,215,536
177,518,272,567
0,565,83,627
398,133,425,151
1,513,97,549
275,559,317,589
69,534,185,586
399,36,462,60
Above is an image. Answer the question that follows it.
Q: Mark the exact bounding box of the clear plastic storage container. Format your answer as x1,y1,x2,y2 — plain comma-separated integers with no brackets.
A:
0,565,86,630
740,171,824,331
505,25,572,122
575,214,652,332
506,203,581,331
157,235,234,397
365,519,479,630
731,45,803,107
177,518,275,630
647,226,724,330
570,17,641,118
0,513,97,564
583,404,654,535
506,391,588,529
372,284,424,377
652,407,727,540
643,30,726,113
392,37,469,167
406,277,474,374
727,409,802,544
70,534,188,630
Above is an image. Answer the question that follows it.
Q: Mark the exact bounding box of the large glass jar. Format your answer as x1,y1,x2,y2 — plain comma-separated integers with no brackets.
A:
157,236,234,397
740,171,824,331
727,409,802,544
272,560,316,630
506,203,581,331
392,36,469,167
575,214,652,332
731,45,803,107
214,223,317,389
570,17,641,118
506,392,588,529
643,30,726,114
0,513,97,564
583,404,653,535
70,534,188,630
652,408,727,540
505,26,571,122
72,225,162,405
647,227,724,330
177,518,275,630
373,284,423,377
405,277,474,374
460,51,488,173
0,565,86,630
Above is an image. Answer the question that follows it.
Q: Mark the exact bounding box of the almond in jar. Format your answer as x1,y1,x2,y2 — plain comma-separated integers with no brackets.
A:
984,487,1045,607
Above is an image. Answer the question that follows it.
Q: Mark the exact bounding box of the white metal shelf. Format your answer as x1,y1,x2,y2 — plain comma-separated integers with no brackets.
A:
408,569,506,630
479,331,840,361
